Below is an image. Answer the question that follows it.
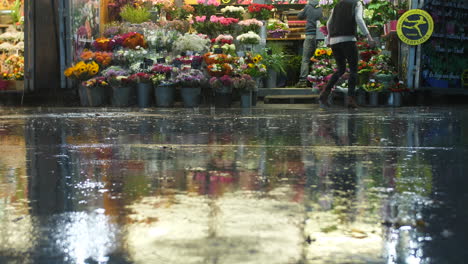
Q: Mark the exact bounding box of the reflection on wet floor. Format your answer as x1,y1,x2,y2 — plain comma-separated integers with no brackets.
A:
0,107,467,264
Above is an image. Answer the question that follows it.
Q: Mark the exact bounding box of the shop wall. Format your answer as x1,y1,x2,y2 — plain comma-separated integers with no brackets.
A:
30,0,60,94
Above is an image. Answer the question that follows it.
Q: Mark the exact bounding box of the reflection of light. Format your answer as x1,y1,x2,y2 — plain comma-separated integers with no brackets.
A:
125,188,304,264
52,209,116,264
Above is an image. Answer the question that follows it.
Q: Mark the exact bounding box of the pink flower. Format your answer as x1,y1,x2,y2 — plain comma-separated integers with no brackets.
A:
210,15,220,23
196,16,207,22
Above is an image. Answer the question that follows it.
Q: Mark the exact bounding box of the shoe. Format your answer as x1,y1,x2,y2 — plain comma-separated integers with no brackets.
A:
347,96,358,109
295,80,308,88
318,90,330,107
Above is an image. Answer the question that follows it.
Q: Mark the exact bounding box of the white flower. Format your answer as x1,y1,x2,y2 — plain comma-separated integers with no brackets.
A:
221,6,246,14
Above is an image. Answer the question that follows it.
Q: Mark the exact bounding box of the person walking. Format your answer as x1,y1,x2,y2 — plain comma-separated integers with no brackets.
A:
319,0,375,108
296,0,323,88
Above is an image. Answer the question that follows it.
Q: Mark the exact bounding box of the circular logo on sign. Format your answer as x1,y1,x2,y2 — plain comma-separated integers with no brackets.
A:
397,9,434,45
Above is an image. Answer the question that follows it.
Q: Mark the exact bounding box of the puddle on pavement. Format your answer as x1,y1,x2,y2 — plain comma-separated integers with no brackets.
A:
0,107,467,264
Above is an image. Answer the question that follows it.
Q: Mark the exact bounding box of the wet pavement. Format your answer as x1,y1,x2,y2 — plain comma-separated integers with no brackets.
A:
0,106,467,264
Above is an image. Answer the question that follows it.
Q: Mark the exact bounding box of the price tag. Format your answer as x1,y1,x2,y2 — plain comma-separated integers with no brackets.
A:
157,58,166,63
214,48,223,54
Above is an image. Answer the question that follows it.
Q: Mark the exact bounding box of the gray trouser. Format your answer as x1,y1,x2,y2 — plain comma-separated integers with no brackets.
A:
299,35,317,80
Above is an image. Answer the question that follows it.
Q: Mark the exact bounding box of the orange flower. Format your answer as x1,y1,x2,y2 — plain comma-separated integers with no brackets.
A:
80,50,94,61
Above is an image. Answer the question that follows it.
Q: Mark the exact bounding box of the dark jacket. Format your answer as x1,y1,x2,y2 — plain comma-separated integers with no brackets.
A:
329,0,358,37
297,0,323,35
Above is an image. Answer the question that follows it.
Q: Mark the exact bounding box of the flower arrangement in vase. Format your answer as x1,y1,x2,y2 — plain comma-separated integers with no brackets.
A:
232,74,257,93
145,28,181,52
120,4,151,24
82,76,109,89
238,19,264,34
174,69,206,88
80,51,113,67
102,66,130,87
247,4,274,21
209,16,239,35
221,6,246,20
389,80,409,93
209,75,233,93
92,37,116,51
64,61,100,81
128,72,154,83
238,53,267,78
362,79,383,92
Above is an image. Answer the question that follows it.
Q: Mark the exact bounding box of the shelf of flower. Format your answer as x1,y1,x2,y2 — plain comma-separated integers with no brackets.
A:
64,0,283,107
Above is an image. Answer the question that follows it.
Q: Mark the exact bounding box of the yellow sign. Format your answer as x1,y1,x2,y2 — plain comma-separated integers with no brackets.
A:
397,9,434,45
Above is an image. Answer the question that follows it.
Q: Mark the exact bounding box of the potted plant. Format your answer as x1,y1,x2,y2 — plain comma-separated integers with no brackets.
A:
64,61,100,106
174,69,206,107
362,79,383,106
82,76,110,107
267,21,290,39
210,75,233,107
195,0,219,18
388,80,409,107
119,4,151,24
232,74,257,108
128,72,154,108
261,44,288,88
247,4,274,21
102,66,131,107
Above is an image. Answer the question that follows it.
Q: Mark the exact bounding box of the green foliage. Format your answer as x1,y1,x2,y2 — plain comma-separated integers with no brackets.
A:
365,0,398,27
11,0,21,23
260,43,288,74
120,5,151,24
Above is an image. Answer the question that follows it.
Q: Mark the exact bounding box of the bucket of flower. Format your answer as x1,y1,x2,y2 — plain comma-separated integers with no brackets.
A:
387,80,409,107
174,69,205,108
362,79,383,106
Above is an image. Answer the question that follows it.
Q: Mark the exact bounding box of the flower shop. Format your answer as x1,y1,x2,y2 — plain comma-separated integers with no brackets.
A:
0,0,25,93
65,0,300,108
61,0,464,108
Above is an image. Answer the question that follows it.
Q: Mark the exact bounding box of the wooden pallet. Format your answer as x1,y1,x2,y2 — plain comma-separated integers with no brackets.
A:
263,94,319,104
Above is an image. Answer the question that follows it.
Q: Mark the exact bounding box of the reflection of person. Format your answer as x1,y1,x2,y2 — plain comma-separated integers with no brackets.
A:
296,0,323,87
319,0,375,108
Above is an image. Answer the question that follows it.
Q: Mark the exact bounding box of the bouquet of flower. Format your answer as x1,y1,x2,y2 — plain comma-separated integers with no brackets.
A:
64,61,100,81
82,76,109,88
145,28,181,52
388,80,409,92
209,75,233,92
114,47,150,64
121,32,148,49
192,16,212,35
232,74,257,92
128,72,154,83
362,79,383,92
151,73,170,86
357,41,380,62
214,34,234,45
174,69,206,87
370,54,396,75
210,16,239,34
92,37,116,51
267,20,289,38
195,0,219,17
173,33,211,54
239,54,267,77
152,63,173,74
101,66,130,87
203,53,235,65
248,4,274,20
236,31,261,45
238,19,263,34
207,63,234,77
314,47,333,59
358,60,375,75
176,4,195,20
221,6,246,20
80,51,113,67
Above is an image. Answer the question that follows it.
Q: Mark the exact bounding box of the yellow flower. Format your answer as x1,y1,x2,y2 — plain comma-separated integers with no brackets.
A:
253,57,259,64
75,61,87,74
371,83,375,87
314,49,321,57
88,61,99,76
64,67,74,77
326,49,332,56
248,63,254,68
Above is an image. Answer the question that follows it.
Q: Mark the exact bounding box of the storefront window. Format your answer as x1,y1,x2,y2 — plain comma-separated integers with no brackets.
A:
71,0,101,61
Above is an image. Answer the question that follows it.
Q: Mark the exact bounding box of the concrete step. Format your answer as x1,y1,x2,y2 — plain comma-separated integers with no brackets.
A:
258,88,315,97
263,94,319,104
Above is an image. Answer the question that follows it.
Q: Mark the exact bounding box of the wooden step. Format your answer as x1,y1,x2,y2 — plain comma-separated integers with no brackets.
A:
263,94,319,104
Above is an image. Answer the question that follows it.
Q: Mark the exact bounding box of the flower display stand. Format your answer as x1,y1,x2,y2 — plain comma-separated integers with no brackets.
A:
137,83,152,108
180,87,201,108
111,86,131,107
240,92,252,108
155,85,175,107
